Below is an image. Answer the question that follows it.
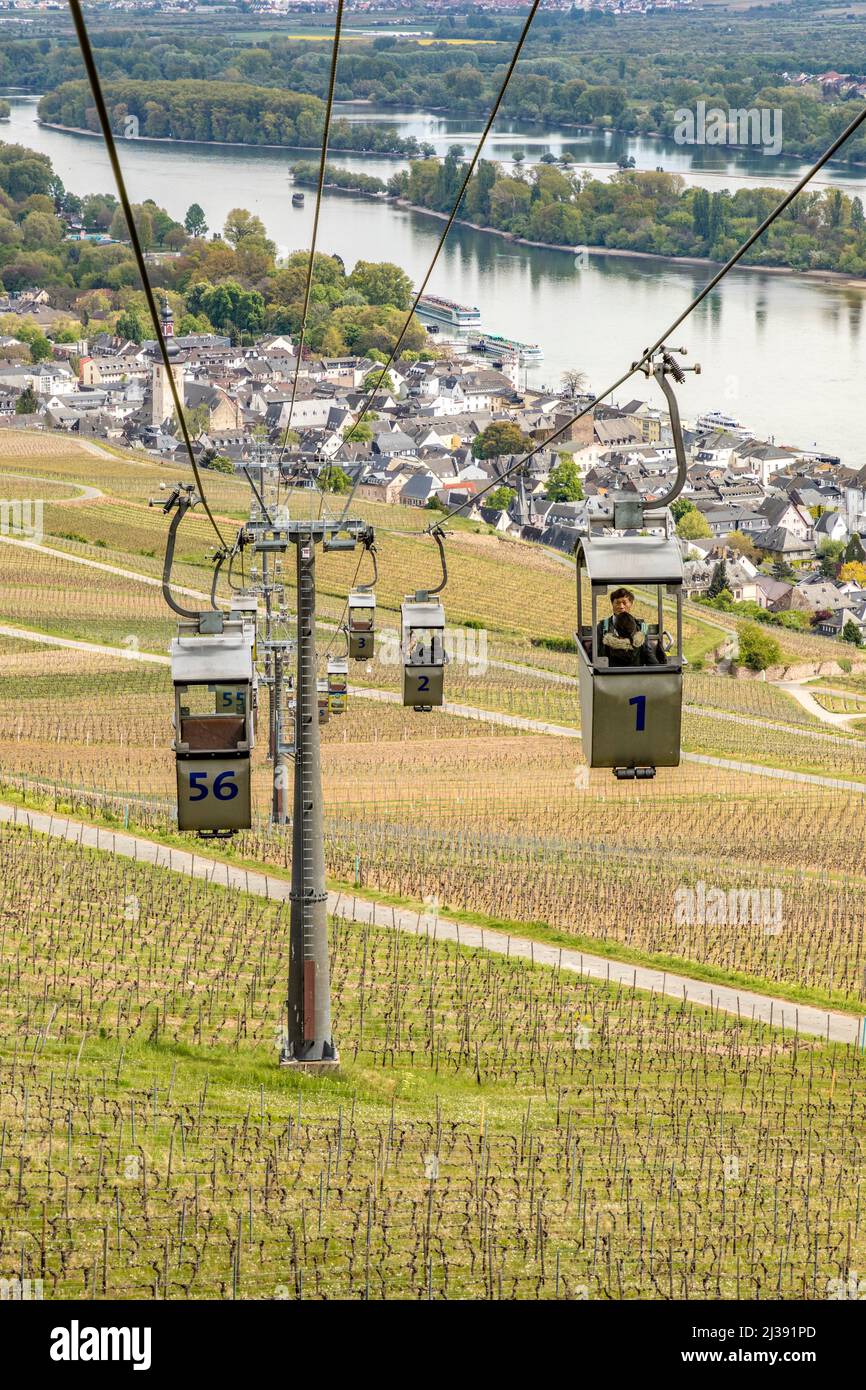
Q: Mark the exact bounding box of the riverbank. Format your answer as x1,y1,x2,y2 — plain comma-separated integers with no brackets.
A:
395,197,866,289
338,100,866,172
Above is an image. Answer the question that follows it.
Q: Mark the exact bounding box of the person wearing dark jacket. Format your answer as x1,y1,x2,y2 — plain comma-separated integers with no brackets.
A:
601,610,665,667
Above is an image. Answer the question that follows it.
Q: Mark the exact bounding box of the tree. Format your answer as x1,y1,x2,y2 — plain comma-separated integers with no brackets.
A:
771,557,795,581
471,420,532,459
27,331,52,363
560,367,588,398
347,261,413,310
842,619,863,646
344,418,373,443
320,464,351,493
362,368,396,394
844,532,865,564
115,308,146,344
671,498,695,523
724,529,759,563
692,187,711,240
676,507,712,540
817,539,844,578
178,404,210,438
737,621,781,672
546,456,584,502
15,384,38,414
184,203,208,238
109,203,153,249
707,558,728,598
206,454,234,474
223,208,268,247
840,561,866,586
487,485,516,511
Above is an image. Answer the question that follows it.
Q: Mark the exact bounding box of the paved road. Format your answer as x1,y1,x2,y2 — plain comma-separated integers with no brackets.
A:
0,799,858,1046
3,622,863,791
0,534,209,602
0,624,170,664
6,532,861,742
0,470,103,502
685,751,866,793
774,680,860,728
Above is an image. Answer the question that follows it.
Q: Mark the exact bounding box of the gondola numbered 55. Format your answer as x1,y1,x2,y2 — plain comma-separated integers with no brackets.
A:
574,526,685,777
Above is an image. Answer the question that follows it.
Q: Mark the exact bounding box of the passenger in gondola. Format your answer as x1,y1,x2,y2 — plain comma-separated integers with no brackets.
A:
602,609,665,667
596,589,664,665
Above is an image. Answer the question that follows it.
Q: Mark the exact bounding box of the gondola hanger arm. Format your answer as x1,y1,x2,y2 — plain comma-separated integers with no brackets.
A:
635,347,701,513
149,482,205,621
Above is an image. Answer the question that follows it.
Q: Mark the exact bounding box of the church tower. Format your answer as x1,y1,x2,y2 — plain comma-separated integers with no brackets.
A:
150,298,186,428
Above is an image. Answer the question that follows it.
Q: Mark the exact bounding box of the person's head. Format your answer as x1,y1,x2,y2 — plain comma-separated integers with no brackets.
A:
609,587,634,617
613,610,637,639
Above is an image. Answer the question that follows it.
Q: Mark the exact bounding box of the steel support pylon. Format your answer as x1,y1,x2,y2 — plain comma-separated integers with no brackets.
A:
284,533,336,1065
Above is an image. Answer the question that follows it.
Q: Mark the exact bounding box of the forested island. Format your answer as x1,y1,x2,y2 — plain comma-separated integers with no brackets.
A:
290,162,388,197
37,81,434,157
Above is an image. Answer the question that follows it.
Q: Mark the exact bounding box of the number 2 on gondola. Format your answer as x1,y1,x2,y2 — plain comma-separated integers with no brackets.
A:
629,695,646,731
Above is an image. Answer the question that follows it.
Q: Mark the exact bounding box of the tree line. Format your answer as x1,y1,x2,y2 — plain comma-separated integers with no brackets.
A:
0,142,428,358
11,12,866,165
394,157,866,277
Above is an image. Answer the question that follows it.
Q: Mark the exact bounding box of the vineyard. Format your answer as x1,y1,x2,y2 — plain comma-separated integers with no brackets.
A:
0,826,863,1301
2,432,866,1306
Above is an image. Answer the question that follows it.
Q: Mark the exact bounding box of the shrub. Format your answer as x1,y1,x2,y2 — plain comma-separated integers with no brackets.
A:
737,621,781,672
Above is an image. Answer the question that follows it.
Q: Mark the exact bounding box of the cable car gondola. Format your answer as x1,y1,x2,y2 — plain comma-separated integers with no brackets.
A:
401,595,446,710
347,539,377,660
573,348,696,778
401,527,448,711
347,589,376,660
575,527,684,776
171,614,255,833
327,656,348,714
317,678,331,725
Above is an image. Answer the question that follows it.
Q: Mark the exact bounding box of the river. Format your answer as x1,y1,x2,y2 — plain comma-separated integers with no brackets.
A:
2,95,865,463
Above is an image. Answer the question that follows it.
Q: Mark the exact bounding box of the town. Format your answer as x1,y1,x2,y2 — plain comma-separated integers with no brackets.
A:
2,278,865,650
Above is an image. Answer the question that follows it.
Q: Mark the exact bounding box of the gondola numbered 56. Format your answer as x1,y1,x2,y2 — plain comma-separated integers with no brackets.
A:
171,614,256,834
